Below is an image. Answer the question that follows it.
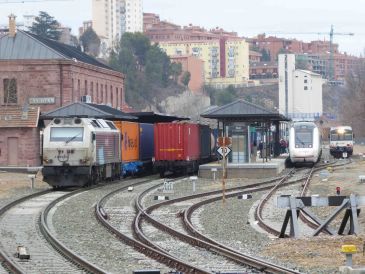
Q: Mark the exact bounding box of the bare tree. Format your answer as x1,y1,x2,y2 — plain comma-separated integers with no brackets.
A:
342,62,365,138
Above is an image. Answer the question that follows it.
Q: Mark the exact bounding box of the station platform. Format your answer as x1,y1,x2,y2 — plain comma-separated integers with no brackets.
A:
198,158,286,179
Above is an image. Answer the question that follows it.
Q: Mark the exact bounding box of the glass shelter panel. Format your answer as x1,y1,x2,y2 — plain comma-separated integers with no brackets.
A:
227,125,249,163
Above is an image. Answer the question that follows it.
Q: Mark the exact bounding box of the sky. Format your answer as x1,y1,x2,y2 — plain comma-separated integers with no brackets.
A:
0,0,364,56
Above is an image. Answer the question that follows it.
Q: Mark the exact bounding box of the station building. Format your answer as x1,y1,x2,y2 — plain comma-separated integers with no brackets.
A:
199,99,289,179
0,15,126,167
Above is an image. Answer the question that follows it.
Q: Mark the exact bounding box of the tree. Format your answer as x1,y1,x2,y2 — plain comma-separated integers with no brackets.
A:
29,11,61,40
260,48,271,62
170,62,182,82
181,71,191,88
342,63,365,137
108,32,177,108
79,28,101,57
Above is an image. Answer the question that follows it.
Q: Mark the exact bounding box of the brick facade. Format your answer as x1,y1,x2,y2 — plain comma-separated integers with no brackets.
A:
0,128,40,167
0,60,125,113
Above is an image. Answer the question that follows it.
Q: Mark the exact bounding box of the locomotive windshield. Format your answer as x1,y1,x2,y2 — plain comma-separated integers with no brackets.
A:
50,127,84,142
294,125,314,148
330,129,353,141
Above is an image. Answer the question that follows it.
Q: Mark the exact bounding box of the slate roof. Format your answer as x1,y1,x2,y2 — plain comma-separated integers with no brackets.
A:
40,102,137,121
0,106,39,128
129,111,189,123
200,99,289,121
0,30,113,71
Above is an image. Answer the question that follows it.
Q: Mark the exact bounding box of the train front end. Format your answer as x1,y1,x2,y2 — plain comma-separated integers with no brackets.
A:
329,126,353,158
42,117,94,187
289,122,321,164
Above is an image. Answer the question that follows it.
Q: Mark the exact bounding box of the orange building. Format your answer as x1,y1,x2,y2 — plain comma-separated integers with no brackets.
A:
170,55,204,92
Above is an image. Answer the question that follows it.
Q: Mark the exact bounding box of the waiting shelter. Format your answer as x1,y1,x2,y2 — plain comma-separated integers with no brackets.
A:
199,99,290,179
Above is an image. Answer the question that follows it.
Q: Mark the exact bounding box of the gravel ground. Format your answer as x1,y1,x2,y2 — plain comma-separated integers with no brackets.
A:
0,145,364,273
194,145,365,274
50,178,172,274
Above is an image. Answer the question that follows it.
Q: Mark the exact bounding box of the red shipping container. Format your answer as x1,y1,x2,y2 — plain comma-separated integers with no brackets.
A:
154,123,200,161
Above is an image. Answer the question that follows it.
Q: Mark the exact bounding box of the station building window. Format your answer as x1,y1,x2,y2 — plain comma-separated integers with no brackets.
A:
3,78,17,104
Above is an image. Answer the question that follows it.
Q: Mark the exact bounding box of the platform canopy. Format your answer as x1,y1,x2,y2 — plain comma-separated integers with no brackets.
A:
40,102,137,121
129,111,189,123
200,99,289,122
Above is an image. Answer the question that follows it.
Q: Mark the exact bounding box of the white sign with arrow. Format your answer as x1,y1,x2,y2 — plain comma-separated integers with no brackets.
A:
217,146,232,157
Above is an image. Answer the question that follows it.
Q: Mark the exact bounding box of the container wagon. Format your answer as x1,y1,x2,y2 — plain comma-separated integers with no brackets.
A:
114,121,141,176
139,123,154,174
42,117,121,187
154,122,200,177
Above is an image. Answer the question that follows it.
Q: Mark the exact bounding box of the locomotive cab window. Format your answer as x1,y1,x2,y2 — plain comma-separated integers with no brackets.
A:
330,129,353,141
294,125,314,148
50,127,84,142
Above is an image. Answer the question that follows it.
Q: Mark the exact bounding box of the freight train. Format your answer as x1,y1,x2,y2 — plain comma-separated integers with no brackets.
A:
329,126,354,158
42,118,216,187
288,121,322,165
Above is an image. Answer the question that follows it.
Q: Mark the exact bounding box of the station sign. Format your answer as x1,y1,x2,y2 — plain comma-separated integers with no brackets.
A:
29,97,55,105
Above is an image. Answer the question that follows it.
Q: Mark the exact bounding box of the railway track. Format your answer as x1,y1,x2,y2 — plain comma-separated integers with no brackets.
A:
255,159,353,237
0,189,103,274
135,175,303,273
96,177,210,273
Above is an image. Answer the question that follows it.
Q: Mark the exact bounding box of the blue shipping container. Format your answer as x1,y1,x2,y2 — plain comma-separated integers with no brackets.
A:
139,123,154,161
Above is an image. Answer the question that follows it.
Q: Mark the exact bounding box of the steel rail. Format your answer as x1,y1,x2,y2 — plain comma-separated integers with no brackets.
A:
95,177,210,273
0,190,51,274
135,176,301,274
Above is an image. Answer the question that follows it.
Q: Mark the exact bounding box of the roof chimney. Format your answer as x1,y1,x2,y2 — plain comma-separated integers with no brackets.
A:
8,14,17,38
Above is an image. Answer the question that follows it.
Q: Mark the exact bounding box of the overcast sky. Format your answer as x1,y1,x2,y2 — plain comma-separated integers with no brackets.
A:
0,0,364,56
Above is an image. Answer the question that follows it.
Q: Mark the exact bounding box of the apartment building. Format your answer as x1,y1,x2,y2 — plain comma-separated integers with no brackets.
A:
297,53,363,82
92,0,143,49
279,54,323,119
159,38,249,88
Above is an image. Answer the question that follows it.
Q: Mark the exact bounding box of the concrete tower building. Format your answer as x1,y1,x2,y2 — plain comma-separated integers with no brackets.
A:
92,0,143,50
279,54,323,120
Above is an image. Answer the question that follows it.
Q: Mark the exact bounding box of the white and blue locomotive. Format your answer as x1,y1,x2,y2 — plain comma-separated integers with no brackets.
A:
42,117,121,187
288,121,322,165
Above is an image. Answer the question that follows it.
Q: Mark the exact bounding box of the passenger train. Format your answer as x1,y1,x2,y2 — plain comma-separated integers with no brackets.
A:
42,117,216,188
288,121,322,165
329,126,354,158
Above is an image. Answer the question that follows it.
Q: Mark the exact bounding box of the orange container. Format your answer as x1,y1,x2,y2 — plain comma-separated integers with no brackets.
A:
114,121,140,162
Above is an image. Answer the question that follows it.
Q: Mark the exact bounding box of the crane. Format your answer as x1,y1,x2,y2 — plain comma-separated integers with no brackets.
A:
265,25,354,81
325,25,354,81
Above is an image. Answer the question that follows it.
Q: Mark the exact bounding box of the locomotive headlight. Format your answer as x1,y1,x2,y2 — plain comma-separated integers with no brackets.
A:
79,157,90,164
295,145,299,148
309,144,312,148
43,157,53,164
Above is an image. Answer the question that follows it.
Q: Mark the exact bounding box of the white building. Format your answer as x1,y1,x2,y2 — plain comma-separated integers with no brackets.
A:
279,54,324,120
92,0,143,50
